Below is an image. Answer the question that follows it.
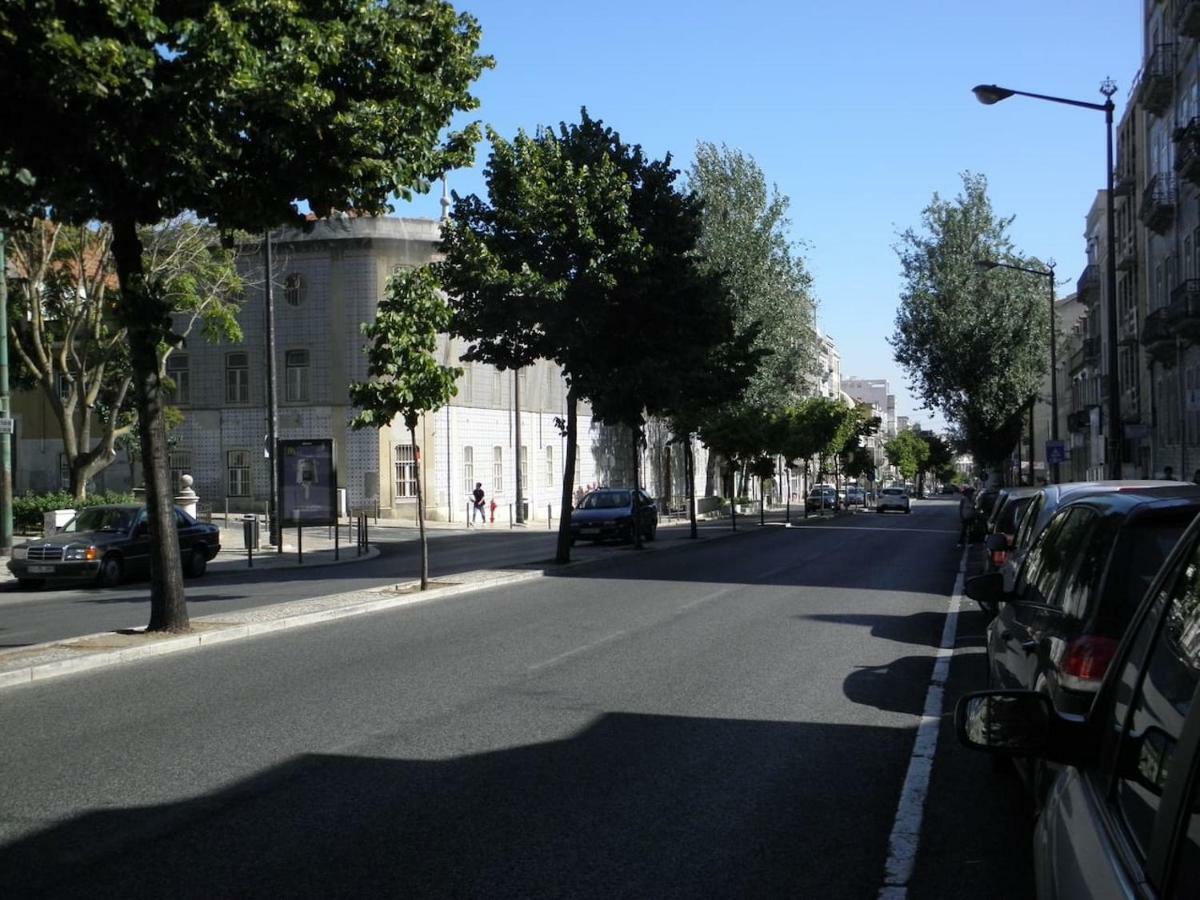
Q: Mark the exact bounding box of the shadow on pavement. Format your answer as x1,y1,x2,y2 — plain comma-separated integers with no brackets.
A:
3,712,915,899
798,611,951,648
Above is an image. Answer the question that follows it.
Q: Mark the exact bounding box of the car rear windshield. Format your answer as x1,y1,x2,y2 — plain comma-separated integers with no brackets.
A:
580,491,631,509
1097,513,1195,630
882,488,904,496
998,496,1034,535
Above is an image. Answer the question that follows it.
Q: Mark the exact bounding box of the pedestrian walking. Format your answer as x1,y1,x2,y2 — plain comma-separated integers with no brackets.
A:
956,486,976,548
472,482,487,524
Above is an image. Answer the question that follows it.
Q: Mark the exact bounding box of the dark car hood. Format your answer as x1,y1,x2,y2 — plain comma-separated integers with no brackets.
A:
572,507,633,524
18,529,133,549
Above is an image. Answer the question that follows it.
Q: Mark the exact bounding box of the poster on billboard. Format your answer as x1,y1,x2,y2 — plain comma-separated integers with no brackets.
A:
277,439,337,526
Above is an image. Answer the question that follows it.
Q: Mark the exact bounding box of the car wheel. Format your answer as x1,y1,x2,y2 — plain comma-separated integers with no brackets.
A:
185,549,207,578
647,521,657,541
905,507,912,514
16,578,44,590
96,554,123,588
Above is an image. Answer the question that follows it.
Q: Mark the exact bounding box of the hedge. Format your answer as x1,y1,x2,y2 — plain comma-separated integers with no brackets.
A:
14,491,136,532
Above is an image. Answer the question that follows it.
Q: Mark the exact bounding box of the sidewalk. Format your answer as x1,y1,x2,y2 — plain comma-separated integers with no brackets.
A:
0,504,861,692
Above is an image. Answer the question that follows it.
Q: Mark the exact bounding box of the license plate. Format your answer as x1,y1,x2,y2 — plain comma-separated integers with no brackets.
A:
28,565,54,574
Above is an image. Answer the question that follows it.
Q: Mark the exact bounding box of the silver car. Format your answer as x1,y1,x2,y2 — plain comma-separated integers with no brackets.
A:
956,512,1200,899
875,487,911,514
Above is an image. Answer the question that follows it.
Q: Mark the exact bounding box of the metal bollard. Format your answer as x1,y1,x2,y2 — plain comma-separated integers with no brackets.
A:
297,524,303,565
547,504,552,529
334,516,340,561
508,504,513,529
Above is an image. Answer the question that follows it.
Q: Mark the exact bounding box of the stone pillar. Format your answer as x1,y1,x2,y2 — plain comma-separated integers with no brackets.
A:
175,473,199,519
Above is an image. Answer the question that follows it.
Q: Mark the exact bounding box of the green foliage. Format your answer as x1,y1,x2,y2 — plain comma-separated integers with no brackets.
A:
885,429,932,481
349,266,462,433
689,143,816,411
14,490,135,532
892,173,1049,466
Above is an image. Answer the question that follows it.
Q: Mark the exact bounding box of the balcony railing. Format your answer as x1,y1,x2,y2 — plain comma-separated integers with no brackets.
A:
1142,306,1177,363
1178,0,1200,38
1082,336,1101,361
1137,45,1176,116
1140,173,1177,234
1175,118,1200,185
1113,165,1136,197
1076,264,1100,299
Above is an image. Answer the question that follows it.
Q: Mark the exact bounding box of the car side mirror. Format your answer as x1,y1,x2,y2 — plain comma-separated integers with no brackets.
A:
956,690,1053,755
965,572,1008,608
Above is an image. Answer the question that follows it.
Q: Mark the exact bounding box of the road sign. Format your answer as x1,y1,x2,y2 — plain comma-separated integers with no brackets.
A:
0,418,13,434
1045,440,1067,465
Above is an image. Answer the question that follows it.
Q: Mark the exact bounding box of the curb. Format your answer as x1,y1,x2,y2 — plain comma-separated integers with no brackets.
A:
0,515,799,693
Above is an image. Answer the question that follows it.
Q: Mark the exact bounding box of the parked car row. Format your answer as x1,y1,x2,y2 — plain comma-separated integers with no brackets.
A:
956,479,1200,897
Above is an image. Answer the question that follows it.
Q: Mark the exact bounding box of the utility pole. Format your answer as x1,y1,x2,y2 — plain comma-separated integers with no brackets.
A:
264,231,281,551
513,367,524,524
0,229,11,554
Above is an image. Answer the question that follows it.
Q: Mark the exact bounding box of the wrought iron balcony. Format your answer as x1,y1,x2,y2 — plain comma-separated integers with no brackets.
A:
1113,165,1136,197
1142,306,1177,363
1082,336,1101,361
1137,45,1176,116
1076,264,1100,300
1175,118,1200,186
1140,174,1177,234
1178,0,1200,38
1167,281,1200,340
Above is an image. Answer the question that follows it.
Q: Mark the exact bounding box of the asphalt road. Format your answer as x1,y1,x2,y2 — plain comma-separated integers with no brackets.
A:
0,500,1035,898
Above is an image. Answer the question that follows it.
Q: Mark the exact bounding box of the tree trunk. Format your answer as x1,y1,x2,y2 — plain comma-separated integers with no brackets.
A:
686,433,698,539
729,462,737,531
785,467,791,524
555,389,578,563
412,425,428,590
112,217,188,632
631,424,643,550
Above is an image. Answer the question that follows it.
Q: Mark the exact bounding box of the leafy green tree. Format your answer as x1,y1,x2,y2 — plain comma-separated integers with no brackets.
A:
891,173,1048,469
689,143,817,411
885,429,931,483
350,267,461,590
6,217,242,498
0,0,489,631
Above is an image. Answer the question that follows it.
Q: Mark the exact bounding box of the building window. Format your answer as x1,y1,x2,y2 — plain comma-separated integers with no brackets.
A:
165,353,190,404
545,445,554,487
285,349,310,402
227,450,251,497
284,273,305,307
226,352,249,404
493,446,503,492
394,445,417,499
463,446,474,491
168,450,192,492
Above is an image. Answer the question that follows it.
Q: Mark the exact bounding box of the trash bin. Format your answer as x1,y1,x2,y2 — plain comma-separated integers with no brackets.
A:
242,515,260,549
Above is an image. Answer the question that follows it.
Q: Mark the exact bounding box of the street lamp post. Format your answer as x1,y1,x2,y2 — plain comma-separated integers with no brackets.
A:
976,258,1059,483
973,80,1122,480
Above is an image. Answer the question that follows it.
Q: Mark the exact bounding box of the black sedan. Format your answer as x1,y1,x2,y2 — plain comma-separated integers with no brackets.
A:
569,488,658,544
8,504,221,589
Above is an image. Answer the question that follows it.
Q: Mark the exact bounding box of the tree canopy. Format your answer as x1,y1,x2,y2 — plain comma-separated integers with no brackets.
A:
891,172,1049,468
0,0,490,631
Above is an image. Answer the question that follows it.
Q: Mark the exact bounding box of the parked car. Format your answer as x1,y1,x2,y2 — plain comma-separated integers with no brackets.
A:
7,504,221,589
845,485,866,507
568,488,657,544
876,486,911,514
956,508,1200,898
968,486,1001,541
805,486,838,513
999,480,1186,592
982,487,1039,574
940,484,960,495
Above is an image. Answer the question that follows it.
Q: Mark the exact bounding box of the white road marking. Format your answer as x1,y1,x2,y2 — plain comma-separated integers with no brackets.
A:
527,630,628,673
798,525,958,535
877,547,967,899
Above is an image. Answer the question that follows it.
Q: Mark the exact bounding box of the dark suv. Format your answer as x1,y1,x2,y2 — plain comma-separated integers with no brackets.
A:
957,509,1200,898
970,488,1200,718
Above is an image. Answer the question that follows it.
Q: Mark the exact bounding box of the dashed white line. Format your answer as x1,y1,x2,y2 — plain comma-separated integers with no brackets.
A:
526,630,628,673
878,546,967,899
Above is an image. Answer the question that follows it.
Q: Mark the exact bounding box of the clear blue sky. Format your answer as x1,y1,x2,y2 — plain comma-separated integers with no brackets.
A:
395,0,1141,430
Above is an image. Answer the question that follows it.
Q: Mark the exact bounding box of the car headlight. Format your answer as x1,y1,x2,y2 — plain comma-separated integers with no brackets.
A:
12,546,27,560
64,545,99,561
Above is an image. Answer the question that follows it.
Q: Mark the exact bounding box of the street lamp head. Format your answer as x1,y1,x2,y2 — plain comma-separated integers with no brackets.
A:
972,84,1014,105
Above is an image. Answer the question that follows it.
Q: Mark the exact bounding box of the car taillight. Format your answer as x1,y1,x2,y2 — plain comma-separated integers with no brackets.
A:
1060,635,1119,692
990,549,1007,567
